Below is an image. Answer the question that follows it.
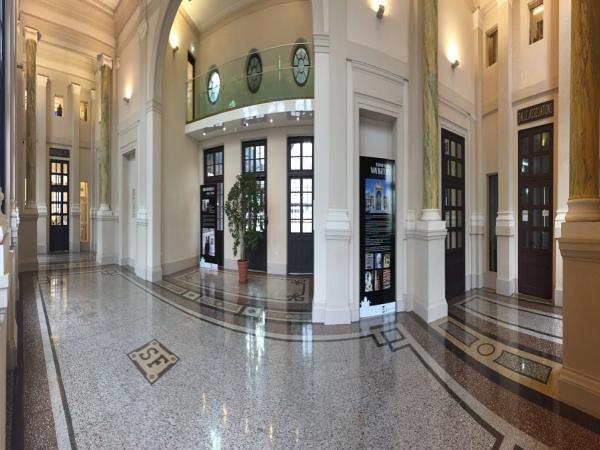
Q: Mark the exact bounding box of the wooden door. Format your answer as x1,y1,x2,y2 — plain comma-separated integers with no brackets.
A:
49,160,69,252
518,124,553,299
442,129,466,299
287,137,314,274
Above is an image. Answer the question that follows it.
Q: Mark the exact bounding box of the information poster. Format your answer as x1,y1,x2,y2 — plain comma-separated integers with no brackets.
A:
359,157,396,318
200,184,218,266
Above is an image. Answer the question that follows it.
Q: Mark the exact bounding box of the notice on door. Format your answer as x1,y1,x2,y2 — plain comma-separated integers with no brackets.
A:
359,157,396,318
200,184,218,268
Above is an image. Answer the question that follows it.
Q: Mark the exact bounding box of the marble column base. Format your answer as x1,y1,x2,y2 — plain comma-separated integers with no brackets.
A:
496,211,516,296
565,198,600,222
558,221,600,418
18,208,39,272
134,211,148,280
95,209,117,265
313,209,352,325
36,204,47,254
409,218,448,323
69,206,81,253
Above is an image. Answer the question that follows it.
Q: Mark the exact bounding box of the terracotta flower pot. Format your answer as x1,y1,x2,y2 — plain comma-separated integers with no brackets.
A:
238,260,249,283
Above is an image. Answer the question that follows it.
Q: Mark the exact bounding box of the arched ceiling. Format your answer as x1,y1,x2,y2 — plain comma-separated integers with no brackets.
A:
180,0,257,33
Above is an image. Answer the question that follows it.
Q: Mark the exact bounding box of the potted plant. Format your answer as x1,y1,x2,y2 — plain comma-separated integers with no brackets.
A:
224,172,267,283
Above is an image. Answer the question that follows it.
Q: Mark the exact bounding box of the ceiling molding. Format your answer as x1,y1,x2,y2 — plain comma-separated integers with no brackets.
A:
115,0,141,39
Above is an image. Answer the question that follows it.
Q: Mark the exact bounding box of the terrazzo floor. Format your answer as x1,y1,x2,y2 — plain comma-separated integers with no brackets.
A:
16,253,600,449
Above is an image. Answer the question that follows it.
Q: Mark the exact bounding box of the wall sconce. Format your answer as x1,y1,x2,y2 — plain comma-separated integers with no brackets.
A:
376,3,385,19
169,30,179,52
447,42,460,70
123,86,132,104
451,60,460,70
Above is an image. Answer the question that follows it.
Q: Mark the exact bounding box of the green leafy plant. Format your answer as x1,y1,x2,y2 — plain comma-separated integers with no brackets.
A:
224,172,267,262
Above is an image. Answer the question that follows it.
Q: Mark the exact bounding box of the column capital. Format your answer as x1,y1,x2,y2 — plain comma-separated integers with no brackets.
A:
36,74,48,87
24,26,41,42
97,53,113,70
472,8,483,30
69,82,81,96
496,0,512,7
90,89,97,100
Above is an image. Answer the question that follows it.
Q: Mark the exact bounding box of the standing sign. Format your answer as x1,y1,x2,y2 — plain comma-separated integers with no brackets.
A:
359,157,396,318
200,184,218,269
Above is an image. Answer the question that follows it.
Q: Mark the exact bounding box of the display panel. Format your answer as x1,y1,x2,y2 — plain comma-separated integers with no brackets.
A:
359,157,396,317
200,184,218,266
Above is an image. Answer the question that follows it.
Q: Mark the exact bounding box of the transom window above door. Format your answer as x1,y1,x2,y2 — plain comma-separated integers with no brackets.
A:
243,142,266,174
205,148,223,178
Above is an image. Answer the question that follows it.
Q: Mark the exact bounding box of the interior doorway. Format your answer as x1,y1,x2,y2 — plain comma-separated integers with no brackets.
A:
518,124,553,299
441,129,466,299
49,159,69,252
123,154,137,268
242,140,267,272
203,146,224,267
287,137,314,274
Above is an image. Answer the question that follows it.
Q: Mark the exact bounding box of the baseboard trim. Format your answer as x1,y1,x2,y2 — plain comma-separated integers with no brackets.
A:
267,261,286,275
162,255,199,276
559,366,600,419
413,297,448,324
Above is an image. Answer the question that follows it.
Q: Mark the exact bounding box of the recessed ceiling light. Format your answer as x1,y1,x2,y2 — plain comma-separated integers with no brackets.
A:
222,127,226,132
269,118,274,123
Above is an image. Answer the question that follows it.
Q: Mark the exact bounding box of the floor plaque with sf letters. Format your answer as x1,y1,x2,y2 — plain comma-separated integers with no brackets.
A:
128,340,179,384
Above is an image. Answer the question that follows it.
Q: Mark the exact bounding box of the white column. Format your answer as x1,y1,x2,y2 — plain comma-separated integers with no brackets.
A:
69,83,81,252
311,0,352,324
471,9,485,289
35,74,48,254
145,98,162,280
554,0,571,307
136,18,149,279
495,0,517,296
89,88,97,252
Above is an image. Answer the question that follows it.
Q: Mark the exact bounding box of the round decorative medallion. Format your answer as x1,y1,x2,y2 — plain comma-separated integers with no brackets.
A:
291,44,310,86
207,69,221,105
477,343,496,356
246,52,263,94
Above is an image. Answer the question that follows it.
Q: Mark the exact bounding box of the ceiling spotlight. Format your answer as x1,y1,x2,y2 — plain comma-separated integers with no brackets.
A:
376,3,385,19
269,118,274,123
202,132,206,136
222,127,227,132
243,122,249,127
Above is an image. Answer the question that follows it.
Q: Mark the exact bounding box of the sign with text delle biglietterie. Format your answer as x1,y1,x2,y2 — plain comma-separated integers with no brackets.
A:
359,157,396,318
517,100,554,125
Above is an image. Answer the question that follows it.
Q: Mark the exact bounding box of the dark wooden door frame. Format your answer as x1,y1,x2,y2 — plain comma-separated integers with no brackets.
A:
518,123,553,299
49,159,70,252
287,136,314,274
203,146,225,267
441,128,466,300
241,139,268,272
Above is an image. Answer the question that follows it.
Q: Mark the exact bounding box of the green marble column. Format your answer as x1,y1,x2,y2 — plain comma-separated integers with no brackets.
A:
423,0,439,212
569,0,600,204
25,32,38,207
99,60,112,209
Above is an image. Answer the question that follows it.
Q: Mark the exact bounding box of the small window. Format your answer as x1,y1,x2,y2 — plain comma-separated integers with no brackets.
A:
529,0,544,44
79,102,88,122
54,96,64,117
487,28,498,66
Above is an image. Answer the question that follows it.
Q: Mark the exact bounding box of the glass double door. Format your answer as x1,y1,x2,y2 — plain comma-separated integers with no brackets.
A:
49,159,69,252
442,129,466,299
518,124,553,299
287,137,314,274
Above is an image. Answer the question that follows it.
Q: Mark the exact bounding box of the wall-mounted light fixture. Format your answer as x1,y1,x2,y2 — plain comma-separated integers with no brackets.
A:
376,3,385,19
123,86,132,104
169,30,179,52
447,42,460,71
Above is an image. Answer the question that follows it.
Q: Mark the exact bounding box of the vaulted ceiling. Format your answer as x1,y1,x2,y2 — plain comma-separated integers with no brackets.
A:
180,0,257,34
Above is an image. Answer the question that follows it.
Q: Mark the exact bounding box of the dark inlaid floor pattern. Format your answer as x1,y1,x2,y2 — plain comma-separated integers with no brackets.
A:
15,253,600,449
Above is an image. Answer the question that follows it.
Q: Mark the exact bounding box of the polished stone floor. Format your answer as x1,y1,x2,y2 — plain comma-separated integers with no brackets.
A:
16,254,600,449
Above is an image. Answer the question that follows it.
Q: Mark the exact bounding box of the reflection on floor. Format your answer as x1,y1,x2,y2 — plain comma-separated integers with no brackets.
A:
17,253,600,449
